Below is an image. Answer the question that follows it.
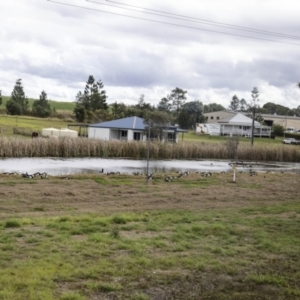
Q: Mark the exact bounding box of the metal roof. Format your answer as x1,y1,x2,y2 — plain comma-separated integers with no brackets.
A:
89,116,145,130
218,113,260,126
89,116,187,132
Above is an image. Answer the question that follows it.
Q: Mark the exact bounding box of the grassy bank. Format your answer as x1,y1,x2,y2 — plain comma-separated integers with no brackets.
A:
0,137,299,162
0,172,299,299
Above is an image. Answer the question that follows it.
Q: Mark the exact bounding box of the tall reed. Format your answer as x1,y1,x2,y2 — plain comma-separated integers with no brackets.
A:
0,137,300,162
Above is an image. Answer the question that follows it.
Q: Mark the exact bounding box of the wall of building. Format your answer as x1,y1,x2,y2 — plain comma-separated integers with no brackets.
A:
88,128,110,140
204,111,300,131
204,111,235,123
262,115,300,131
110,130,119,139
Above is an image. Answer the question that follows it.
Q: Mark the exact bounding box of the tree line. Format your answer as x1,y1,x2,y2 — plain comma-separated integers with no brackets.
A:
228,92,300,117
1,77,300,129
73,76,219,129
2,79,53,118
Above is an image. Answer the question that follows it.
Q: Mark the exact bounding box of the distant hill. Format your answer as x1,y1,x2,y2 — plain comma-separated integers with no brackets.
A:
0,96,76,112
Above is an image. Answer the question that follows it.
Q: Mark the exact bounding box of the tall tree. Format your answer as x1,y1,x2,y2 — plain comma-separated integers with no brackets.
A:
160,87,187,121
0,90,2,106
178,100,205,129
295,105,300,117
157,97,172,113
239,98,249,112
170,87,187,120
74,75,108,122
6,79,29,115
228,95,240,111
134,94,155,118
111,102,125,119
32,90,52,117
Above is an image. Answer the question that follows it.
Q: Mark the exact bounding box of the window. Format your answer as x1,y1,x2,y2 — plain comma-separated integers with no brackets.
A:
120,130,127,138
133,132,141,140
217,116,220,120
168,133,175,140
210,116,214,120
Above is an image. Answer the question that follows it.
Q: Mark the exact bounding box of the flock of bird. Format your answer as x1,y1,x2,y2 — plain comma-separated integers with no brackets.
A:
0,171,69,179
0,164,288,181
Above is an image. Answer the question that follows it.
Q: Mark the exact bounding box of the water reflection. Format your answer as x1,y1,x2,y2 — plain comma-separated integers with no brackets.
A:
0,158,299,176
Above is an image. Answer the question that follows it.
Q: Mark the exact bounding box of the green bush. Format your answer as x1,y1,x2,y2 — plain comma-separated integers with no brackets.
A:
4,219,21,228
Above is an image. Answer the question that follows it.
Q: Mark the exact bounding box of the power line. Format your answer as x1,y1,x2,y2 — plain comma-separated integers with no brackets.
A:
104,0,300,41
47,0,300,46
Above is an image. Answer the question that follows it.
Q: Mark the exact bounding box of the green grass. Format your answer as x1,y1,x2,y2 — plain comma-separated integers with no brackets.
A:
182,130,283,145
0,203,299,299
0,115,71,137
1,95,75,112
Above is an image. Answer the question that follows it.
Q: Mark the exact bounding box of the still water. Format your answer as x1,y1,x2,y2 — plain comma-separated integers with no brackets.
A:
0,158,299,176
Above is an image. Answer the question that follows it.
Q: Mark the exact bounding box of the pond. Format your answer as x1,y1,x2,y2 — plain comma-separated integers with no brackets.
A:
0,158,299,176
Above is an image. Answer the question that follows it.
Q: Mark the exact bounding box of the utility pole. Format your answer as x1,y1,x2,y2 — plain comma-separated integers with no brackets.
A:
250,87,259,146
146,123,150,184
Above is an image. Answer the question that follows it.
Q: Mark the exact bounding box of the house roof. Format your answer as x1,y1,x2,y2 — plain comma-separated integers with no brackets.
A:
89,116,187,132
89,116,145,130
218,113,260,126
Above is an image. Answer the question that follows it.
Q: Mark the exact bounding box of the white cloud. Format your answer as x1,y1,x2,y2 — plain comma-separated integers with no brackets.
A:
0,0,300,110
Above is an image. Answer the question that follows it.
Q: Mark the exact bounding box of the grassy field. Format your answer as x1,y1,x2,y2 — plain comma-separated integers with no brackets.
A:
0,96,76,112
0,172,299,299
0,115,71,137
183,131,284,145
0,113,284,145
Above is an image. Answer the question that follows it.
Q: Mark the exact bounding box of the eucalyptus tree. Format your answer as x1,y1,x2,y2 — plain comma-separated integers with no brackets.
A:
239,98,249,112
228,95,240,111
157,97,172,113
159,87,187,121
178,100,205,129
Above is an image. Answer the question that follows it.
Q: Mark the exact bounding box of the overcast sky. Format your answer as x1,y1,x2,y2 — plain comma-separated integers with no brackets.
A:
1,0,300,109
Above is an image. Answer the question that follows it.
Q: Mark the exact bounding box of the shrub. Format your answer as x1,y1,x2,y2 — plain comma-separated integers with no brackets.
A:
4,219,21,228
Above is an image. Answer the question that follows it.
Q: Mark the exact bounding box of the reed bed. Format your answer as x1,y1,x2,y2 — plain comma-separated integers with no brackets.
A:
0,137,300,162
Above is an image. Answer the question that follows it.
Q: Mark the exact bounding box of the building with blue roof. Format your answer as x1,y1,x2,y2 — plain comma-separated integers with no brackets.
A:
88,116,186,142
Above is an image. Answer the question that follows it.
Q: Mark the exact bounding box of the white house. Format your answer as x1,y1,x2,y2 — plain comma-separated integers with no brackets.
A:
218,113,271,137
88,116,186,142
204,110,300,131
